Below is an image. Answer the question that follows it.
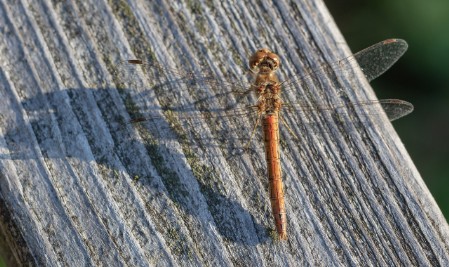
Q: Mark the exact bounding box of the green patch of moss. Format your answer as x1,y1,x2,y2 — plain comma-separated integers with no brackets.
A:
166,226,194,258
186,1,203,15
113,169,119,179
268,228,281,241
108,0,157,62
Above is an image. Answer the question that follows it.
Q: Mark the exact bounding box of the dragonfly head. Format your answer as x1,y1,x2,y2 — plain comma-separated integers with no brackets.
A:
249,48,280,74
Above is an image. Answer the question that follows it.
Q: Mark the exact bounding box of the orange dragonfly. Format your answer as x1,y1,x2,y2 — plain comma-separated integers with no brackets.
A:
114,39,413,240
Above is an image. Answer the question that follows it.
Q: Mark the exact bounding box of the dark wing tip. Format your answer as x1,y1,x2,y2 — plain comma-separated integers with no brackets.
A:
128,59,143,64
381,99,414,121
384,38,408,51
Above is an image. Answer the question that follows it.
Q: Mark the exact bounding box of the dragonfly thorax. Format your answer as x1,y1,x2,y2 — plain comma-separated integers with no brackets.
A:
253,72,279,90
257,96,282,114
254,82,281,96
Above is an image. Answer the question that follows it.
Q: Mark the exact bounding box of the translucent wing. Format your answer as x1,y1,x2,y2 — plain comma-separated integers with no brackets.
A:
283,99,413,122
112,39,412,143
280,39,408,94
115,58,253,109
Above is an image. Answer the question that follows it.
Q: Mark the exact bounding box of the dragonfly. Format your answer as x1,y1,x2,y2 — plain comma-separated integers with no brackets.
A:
114,39,413,240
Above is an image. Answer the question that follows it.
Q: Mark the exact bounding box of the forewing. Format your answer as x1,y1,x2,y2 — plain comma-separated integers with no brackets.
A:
280,39,408,95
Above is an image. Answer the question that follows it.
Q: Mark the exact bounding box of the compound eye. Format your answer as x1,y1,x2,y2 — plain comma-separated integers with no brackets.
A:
267,52,280,70
249,48,271,71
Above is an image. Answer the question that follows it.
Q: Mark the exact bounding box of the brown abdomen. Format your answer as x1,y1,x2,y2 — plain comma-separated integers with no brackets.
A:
263,114,287,240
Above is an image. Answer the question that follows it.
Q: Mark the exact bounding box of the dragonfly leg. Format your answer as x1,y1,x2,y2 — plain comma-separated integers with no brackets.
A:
244,113,263,151
279,115,300,141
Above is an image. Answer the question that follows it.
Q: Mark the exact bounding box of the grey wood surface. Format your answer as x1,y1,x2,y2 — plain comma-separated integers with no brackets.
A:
0,0,447,266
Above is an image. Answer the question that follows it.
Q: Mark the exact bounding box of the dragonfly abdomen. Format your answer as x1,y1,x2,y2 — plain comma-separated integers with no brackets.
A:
263,113,287,240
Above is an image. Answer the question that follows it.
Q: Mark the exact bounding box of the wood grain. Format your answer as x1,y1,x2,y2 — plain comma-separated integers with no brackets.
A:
0,0,447,266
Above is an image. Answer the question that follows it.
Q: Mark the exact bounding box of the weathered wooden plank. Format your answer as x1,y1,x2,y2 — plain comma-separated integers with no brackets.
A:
0,0,447,266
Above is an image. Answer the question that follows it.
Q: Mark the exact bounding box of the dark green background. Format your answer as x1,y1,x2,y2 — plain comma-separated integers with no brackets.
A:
326,0,449,220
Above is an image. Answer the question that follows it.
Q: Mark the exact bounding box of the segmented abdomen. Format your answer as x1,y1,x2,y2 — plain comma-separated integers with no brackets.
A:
263,114,287,240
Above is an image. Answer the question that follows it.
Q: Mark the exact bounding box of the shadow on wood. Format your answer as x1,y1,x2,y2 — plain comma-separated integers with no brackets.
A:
1,87,269,246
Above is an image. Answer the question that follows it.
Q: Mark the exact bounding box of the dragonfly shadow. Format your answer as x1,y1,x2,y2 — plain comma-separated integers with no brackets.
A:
127,80,250,115
186,167,269,244
2,87,251,159
1,87,268,245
